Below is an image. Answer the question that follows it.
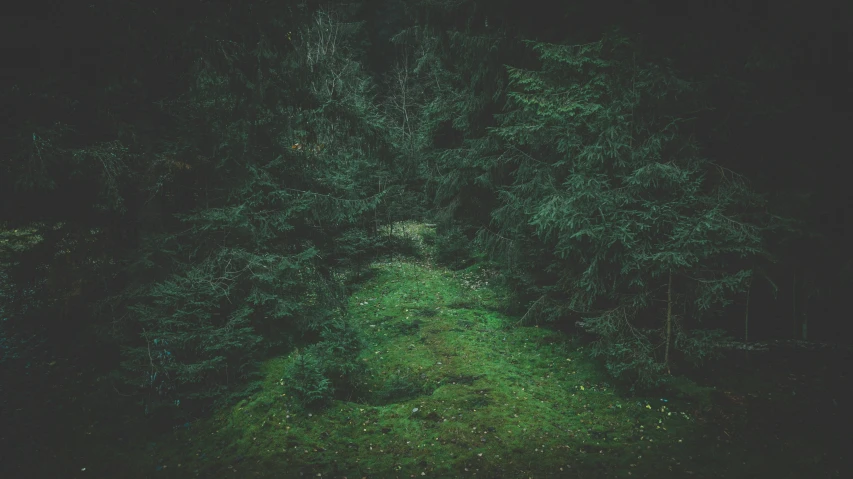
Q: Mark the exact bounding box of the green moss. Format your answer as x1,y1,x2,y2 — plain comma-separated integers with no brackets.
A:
96,225,848,478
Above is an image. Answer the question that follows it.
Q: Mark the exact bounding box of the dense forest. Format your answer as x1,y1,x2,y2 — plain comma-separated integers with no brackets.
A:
1,0,851,477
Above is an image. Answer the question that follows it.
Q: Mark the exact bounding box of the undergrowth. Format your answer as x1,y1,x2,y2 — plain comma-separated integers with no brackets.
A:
53,223,849,478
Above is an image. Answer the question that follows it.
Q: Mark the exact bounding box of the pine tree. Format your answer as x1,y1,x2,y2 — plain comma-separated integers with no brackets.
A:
382,4,521,267
483,31,781,387
101,2,391,416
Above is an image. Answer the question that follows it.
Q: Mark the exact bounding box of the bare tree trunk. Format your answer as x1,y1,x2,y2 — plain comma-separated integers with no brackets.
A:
744,269,753,364
792,271,798,339
664,269,673,375
745,270,752,344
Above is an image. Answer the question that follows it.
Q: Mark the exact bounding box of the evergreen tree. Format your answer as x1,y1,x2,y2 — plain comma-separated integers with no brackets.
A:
381,3,522,267
482,32,783,387
100,2,389,416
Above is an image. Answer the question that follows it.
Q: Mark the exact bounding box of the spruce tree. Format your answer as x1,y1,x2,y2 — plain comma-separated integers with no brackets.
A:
382,4,520,267
483,32,780,387
101,3,390,416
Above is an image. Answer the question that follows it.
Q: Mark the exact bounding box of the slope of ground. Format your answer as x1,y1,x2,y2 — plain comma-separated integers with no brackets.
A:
18,223,849,478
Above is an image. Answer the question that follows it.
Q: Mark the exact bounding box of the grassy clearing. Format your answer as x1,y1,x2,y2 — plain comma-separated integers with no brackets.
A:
30,223,849,478
116,225,703,478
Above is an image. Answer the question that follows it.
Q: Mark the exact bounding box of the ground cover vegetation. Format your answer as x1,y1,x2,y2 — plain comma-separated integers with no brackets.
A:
1,0,851,477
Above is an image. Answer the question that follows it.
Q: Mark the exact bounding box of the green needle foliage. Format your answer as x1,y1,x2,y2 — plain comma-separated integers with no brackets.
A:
478,31,784,388
99,4,395,418
1,2,850,477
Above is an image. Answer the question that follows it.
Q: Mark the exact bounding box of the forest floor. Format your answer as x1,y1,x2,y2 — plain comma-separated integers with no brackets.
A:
6,224,851,478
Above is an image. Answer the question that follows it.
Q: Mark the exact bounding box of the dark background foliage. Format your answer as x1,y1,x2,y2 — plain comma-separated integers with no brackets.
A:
1,0,851,475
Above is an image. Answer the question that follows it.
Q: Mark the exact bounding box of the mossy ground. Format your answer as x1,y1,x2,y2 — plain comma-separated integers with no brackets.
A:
6,223,849,478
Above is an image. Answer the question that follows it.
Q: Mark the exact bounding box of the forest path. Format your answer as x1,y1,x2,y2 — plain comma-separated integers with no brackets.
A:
149,224,713,478
141,224,848,478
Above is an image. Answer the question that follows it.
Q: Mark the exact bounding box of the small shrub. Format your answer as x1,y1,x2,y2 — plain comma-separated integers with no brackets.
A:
283,346,333,408
435,226,474,269
318,318,366,393
283,318,366,408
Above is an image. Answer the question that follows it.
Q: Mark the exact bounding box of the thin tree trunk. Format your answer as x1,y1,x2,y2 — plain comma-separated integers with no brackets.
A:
664,269,673,375
793,271,797,339
745,270,752,344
